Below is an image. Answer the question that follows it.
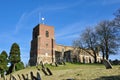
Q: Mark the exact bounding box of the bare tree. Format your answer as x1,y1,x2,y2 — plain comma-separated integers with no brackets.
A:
114,8,120,27
73,27,99,63
96,20,119,60
113,8,120,40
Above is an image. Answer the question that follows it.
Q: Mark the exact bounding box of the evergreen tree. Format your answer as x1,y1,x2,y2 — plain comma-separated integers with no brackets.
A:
15,62,24,71
9,43,21,73
0,51,8,77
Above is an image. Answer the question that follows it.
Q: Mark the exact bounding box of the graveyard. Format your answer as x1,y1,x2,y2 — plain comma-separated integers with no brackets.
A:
0,63,120,80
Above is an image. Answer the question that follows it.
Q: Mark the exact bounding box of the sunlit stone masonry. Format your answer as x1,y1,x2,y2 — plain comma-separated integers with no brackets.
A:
29,24,102,66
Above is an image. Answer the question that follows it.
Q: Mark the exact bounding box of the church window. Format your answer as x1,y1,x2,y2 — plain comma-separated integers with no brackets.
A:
46,31,49,37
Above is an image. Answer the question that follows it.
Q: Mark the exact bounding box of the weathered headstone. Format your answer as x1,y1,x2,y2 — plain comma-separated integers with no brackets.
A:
41,68,48,75
62,60,66,65
0,74,1,78
17,74,22,80
11,75,16,80
55,62,58,67
10,74,15,80
103,59,112,69
30,71,34,80
10,74,16,80
41,61,45,69
30,71,38,80
46,67,53,75
37,72,41,80
66,78,75,80
22,74,26,80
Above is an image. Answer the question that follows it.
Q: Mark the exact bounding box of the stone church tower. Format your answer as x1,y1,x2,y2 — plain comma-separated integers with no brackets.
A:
29,24,56,66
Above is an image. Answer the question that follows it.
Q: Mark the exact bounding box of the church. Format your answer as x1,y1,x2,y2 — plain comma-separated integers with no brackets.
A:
29,24,102,66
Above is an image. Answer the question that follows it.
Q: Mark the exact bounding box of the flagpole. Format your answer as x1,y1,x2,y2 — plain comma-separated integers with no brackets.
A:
38,12,41,24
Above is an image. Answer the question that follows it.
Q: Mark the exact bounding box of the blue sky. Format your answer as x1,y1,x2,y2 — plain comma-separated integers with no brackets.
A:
0,0,120,64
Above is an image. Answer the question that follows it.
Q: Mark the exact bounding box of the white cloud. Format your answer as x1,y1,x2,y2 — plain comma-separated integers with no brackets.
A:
40,1,82,11
55,22,85,38
102,0,120,5
55,21,85,46
82,0,120,7
13,1,83,35
15,13,27,34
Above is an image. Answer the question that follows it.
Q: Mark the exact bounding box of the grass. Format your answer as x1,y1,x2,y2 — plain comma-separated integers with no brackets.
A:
0,63,120,80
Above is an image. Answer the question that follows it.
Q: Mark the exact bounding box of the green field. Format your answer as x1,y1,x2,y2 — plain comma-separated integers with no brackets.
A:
0,63,120,80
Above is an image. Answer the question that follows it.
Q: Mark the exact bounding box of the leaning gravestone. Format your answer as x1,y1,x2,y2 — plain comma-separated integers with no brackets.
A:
10,74,14,80
30,71,34,80
17,74,22,80
103,59,112,69
55,62,58,67
30,71,38,80
10,74,16,80
46,67,53,75
66,78,75,80
37,72,41,80
41,62,45,69
41,68,48,75
22,74,26,80
62,60,66,65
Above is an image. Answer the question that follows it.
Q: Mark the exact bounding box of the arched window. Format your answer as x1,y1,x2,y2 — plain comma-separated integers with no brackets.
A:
46,31,49,37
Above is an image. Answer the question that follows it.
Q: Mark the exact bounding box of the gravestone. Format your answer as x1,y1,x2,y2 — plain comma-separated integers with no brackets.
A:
37,72,41,80
41,68,48,75
22,74,26,80
55,62,58,67
30,71,34,80
103,59,112,69
41,61,45,69
66,78,75,80
46,67,53,75
0,74,1,78
10,74,15,80
30,71,37,80
10,74,16,80
17,74,22,80
11,75,16,80
62,60,66,65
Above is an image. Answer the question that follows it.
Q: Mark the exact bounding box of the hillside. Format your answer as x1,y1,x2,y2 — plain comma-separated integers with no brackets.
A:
0,63,120,80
